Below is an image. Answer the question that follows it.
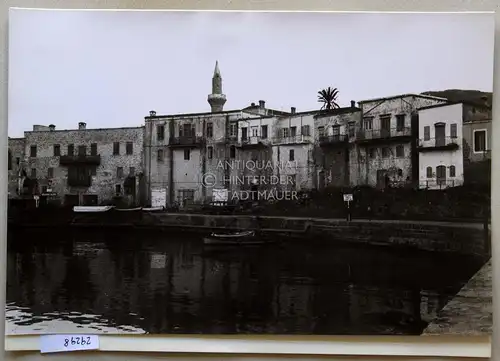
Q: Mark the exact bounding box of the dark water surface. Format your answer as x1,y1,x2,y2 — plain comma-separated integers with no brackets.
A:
7,229,485,335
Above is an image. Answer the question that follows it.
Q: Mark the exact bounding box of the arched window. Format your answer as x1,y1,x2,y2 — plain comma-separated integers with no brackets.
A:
426,166,432,178
449,165,456,177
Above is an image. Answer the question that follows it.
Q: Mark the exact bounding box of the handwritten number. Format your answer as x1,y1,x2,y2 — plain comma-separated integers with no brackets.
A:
62,336,92,348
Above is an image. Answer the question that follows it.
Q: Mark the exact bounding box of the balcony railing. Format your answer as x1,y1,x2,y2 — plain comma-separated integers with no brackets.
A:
419,179,462,190
273,135,313,145
356,127,412,143
417,137,460,151
67,176,92,187
168,136,204,147
319,134,348,146
59,155,101,166
239,136,271,147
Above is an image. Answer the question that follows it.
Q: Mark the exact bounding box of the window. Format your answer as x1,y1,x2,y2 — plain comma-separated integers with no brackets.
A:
129,167,135,176
290,126,297,137
184,149,190,161
157,125,165,141
450,165,456,177
113,142,120,155
396,145,404,157
450,123,457,138
251,126,259,137
78,145,87,156
229,123,237,137
241,127,248,140
332,125,340,136
157,149,164,162
301,125,310,136
207,146,213,159
126,142,133,155
474,130,487,152
47,167,54,178
53,144,61,156
31,168,37,178
30,145,37,157
289,149,295,161
90,143,97,156
67,144,74,156
382,147,390,157
180,123,194,137
115,184,122,195
230,145,236,159
317,126,325,137
423,126,430,141
178,189,195,203
16,157,20,165
368,148,375,158
261,125,268,139
426,166,433,178
396,114,405,131
8,150,11,170
363,117,373,130
283,128,290,138
117,167,124,178
348,122,355,137
206,122,213,138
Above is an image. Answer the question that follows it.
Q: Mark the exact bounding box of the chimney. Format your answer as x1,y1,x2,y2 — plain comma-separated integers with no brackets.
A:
259,100,265,109
291,107,296,114
251,102,255,107
149,110,157,117
48,124,55,131
351,100,356,108
78,122,86,130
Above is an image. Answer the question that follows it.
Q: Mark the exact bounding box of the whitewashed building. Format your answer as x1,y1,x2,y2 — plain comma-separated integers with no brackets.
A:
416,102,464,189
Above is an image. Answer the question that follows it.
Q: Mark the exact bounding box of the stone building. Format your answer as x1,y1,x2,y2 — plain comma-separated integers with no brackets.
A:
9,122,145,206
143,62,291,206
350,94,448,188
416,102,464,189
7,137,26,197
314,103,361,189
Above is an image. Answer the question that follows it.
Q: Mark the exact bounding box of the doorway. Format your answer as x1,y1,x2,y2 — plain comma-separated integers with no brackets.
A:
436,165,446,187
435,123,446,147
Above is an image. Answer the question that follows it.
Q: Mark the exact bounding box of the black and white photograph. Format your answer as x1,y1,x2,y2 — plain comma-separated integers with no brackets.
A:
6,9,493,336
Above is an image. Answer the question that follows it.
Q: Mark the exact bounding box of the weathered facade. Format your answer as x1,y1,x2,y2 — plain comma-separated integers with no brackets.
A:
416,103,464,189
461,103,492,163
143,62,292,206
350,94,448,188
314,104,361,189
7,137,26,197
9,123,144,206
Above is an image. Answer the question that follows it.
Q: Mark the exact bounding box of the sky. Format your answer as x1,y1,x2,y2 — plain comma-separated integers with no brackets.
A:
8,10,495,138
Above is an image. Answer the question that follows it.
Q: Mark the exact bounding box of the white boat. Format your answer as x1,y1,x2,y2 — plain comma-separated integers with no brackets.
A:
73,206,114,213
115,207,143,212
203,230,271,246
142,207,165,212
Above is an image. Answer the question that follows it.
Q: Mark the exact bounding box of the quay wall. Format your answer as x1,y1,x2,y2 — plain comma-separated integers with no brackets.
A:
9,209,490,258
142,213,490,257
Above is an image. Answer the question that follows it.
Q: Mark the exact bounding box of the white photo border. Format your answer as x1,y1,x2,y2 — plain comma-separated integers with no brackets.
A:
0,1,497,359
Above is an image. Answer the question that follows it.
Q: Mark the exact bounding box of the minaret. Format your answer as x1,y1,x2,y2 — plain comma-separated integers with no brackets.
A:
207,61,227,113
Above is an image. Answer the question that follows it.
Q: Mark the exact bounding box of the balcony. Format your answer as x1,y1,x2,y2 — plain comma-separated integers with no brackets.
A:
417,137,460,152
274,135,313,145
319,134,348,147
59,155,101,166
356,127,412,145
168,136,204,148
238,136,271,148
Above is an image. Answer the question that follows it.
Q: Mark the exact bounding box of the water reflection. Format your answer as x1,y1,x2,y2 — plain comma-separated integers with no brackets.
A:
7,229,484,335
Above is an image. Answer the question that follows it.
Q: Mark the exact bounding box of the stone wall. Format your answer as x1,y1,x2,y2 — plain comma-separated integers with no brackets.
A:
22,125,144,206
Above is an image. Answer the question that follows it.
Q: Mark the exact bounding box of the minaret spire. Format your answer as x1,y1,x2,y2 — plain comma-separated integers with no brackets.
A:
208,60,226,113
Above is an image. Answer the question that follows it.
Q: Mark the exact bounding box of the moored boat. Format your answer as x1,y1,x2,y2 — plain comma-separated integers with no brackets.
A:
203,230,272,246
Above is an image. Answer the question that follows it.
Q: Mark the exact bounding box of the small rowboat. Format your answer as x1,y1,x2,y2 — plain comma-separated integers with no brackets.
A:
203,230,270,246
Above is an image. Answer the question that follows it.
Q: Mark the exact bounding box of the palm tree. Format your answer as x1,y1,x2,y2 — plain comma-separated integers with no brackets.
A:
317,87,340,111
